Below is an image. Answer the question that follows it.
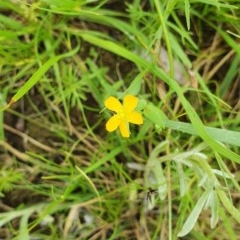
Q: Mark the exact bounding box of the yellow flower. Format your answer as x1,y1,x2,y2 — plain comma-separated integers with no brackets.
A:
104,94,143,138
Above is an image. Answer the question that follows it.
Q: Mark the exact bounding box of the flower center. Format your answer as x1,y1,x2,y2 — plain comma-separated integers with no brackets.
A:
118,109,126,119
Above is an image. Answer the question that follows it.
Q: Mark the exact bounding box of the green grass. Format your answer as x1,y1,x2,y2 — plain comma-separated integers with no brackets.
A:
1,0,240,239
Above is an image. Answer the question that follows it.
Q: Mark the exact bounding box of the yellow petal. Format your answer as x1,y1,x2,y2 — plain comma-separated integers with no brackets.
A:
106,115,120,132
119,121,130,138
104,96,122,112
123,94,138,113
127,112,143,124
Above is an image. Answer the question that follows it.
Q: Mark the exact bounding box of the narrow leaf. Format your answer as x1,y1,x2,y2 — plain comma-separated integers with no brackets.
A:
184,0,190,30
217,189,240,224
177,189,211,237
210,191,219,228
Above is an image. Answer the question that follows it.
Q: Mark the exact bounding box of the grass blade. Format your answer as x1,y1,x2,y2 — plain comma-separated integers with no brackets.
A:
6,47,79,108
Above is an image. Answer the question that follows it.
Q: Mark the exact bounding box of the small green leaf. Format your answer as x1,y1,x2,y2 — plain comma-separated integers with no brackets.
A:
143,103,168,130
125,70,147,96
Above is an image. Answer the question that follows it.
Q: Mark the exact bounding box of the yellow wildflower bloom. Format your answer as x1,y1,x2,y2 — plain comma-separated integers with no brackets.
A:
104,94,143,138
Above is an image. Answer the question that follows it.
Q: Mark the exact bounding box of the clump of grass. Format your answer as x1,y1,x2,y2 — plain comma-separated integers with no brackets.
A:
1,0,240,239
